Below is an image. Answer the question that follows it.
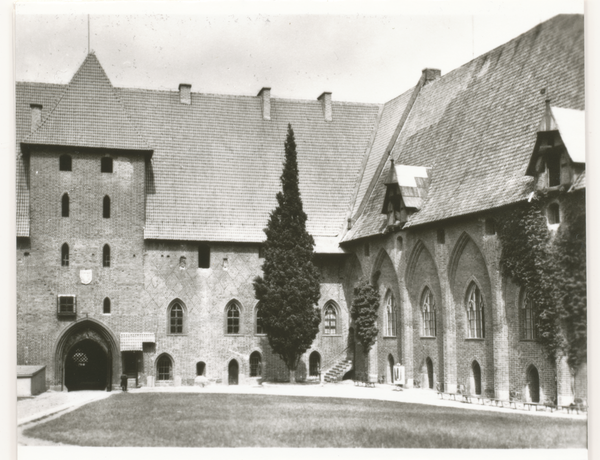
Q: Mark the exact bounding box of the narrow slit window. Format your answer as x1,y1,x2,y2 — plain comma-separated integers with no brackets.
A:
103,297,111,314
62,193,69,217
103,196,111,218
61,243,69,267
101,157,113,173
103,244,111,267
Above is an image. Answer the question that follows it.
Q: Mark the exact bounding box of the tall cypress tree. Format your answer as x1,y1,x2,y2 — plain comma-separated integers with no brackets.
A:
254,124,321,383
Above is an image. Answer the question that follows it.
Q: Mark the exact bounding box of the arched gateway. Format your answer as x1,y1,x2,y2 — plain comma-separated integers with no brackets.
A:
54,319,119,391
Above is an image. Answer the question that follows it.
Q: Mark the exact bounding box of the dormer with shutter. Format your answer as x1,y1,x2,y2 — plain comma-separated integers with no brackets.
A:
381,159,432,230
526,100,585,191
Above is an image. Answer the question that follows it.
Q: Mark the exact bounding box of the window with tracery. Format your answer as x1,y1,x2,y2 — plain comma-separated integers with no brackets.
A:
169,303,184,334
466,282,484,338
421,287,436,337
324,304,337,334
384,291,397,337
157,355,172,381
227,302,240,334
256,305,264,335
520,290,537,340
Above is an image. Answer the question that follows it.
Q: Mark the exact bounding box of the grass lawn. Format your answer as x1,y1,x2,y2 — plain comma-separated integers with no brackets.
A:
24,393,587,448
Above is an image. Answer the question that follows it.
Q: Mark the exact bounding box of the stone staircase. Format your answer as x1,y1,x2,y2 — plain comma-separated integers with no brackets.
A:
323,358,353,382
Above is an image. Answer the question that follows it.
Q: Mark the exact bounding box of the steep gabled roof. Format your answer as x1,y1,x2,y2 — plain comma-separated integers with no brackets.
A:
16,68,380,243
345,14,584,240
22,53,151,152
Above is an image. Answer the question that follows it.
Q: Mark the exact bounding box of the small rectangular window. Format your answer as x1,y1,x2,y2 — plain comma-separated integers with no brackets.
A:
364,243,370,257
484,218,496,235
258,246,265,259
198,244,210,268
101,157,113,173
57,295,76,316
437,229,445,244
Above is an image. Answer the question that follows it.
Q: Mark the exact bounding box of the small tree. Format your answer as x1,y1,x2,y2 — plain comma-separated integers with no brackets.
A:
253,124,321,383
351,278,380,378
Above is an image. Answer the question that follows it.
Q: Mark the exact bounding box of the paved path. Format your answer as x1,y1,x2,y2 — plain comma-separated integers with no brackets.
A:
17,381,586,445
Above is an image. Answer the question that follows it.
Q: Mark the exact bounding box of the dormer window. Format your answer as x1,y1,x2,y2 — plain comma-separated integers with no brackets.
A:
546,153,561,187
381,160,431,228
526,102,585,191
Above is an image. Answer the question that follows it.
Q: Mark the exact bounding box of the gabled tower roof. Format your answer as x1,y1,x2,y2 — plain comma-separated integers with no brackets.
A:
23,53,152,152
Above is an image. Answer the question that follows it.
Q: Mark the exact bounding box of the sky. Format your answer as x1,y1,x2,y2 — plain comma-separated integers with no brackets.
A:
13,0,584,103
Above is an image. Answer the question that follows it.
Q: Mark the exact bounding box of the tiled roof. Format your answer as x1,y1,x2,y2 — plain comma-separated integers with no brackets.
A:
345,14,584,240
16,65,380,242
16,82,65,236
349,90,414,217
22,53,152,152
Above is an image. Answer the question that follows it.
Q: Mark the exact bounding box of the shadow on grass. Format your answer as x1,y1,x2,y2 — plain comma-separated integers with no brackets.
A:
24,393,587,448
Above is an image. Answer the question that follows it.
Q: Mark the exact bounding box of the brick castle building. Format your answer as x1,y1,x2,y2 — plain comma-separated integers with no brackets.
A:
16,15,586,405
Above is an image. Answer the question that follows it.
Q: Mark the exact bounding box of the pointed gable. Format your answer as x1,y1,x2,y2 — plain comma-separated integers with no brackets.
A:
23,53,151,152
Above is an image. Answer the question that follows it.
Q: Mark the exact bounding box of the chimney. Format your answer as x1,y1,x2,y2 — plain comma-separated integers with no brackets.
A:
318,92,332,122
30,104,42,132
179,84,191,105
257,87,271,120
421,68,441,85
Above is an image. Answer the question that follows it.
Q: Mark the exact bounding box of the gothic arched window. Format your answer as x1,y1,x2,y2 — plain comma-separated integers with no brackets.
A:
466,282,484,338
421,287,436,337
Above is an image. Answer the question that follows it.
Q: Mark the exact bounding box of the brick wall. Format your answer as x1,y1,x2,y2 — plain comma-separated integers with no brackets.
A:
18,147,146,388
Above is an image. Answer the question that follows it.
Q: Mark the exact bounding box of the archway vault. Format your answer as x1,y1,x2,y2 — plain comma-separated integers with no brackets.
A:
54,318,120,391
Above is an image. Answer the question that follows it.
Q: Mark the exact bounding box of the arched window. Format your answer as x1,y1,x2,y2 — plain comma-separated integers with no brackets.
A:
421,287,436,337
157,355,172,381
103,244,110,267
255,304,265,335
384,291,396,337
101,157,113,173
520,290,536,340
61,243,69,267
61,193,69,217
466,282,484,338
169,302,184,334
226,302,241,334
547,203,560,224
59,154,72,171
196,361,206,376
309,351,321,377
250,351,262,377
103,196,111,218
471,361,482,395
103,297,111,314
324,303,337,335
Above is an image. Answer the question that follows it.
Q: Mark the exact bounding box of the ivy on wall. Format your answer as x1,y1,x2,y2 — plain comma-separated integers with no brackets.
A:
495,190,586,371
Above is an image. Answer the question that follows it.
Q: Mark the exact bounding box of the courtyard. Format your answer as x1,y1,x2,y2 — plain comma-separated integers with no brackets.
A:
20,385,587,448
